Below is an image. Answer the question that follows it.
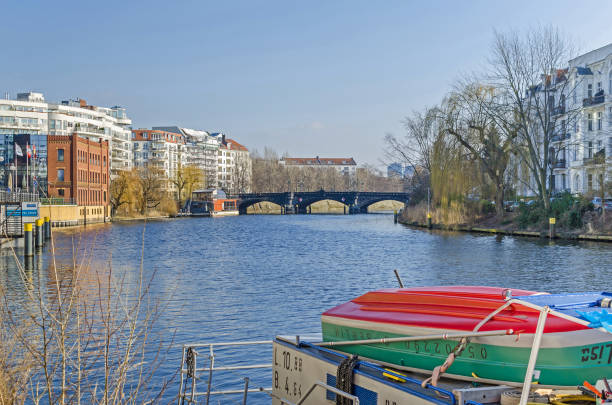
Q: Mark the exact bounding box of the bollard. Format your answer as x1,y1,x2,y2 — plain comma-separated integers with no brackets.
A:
427,213,432,229
35,218,44,248
549,217,556,239
394,210,398,223
24,223,33,257
44,216,51,239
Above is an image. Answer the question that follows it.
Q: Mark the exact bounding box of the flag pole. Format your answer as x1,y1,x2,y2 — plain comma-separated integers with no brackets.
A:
26,143,29,193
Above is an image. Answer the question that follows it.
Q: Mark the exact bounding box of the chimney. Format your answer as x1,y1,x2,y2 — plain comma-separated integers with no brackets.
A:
79,99,87,107
222,134,226,144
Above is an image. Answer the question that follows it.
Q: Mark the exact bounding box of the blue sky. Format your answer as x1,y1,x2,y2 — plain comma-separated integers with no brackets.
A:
2,1,612,168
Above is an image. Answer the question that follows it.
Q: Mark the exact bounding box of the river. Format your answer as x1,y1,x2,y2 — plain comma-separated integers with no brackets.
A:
1,213,611,403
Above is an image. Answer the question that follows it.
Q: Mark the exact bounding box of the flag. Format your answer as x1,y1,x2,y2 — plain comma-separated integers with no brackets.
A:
27,143,31,158
14,143,23,157
33,144,36,158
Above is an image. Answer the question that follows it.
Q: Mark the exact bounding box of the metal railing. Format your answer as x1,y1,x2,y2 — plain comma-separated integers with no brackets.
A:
0,190,39,203
178,340,272,405
40,197,76,205
583,94,605,107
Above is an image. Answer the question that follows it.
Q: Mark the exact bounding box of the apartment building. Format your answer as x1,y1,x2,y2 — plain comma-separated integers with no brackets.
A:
217,135,251,193
153,126,221,188
547,43,612,195
280,156,357,176
132,129,183,194
46,134,109,207
0,92,132,178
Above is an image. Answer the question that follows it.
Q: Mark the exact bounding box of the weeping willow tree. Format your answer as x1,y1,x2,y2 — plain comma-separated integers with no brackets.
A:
429,131,479,224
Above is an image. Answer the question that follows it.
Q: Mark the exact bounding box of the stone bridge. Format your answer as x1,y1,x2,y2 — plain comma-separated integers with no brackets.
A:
236,190,410,214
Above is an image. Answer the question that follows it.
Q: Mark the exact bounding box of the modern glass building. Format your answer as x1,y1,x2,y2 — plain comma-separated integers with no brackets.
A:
0,134,48,193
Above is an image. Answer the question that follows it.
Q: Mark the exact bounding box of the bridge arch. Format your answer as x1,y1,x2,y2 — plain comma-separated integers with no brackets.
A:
238,198,284,214
296,198,349,214
356,197,408,214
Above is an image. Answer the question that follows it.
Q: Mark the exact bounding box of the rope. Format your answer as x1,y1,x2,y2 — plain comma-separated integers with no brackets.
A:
422,299,514,388
336,355,359,405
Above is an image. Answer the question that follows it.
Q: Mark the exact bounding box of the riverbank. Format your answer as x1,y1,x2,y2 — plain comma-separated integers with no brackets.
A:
399,205,612,243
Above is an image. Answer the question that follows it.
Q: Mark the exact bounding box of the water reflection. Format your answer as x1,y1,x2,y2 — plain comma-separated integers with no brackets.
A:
0,215,610,403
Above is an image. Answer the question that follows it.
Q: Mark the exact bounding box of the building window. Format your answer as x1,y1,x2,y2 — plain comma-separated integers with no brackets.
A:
588,141,593,158
588,174,593,190
57,169,64,182
588,84,593,98
598,112,603,130
58,189,64,196
58,148,64,162
588,113,593,131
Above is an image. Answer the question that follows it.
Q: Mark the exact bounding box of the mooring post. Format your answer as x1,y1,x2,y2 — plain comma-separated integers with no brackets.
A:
35,218,44,248
24,223,33,257
394,210,398,223
427,213,432,229
344,205,347,215
44,216,51,239
549,217,556,239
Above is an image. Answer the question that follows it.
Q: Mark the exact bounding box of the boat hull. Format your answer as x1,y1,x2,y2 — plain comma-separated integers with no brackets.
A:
211,210,239,217
321,318,612,387
321,286,612,387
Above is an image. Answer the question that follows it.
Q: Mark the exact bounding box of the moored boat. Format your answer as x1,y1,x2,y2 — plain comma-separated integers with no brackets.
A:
321,286,612,387
185,188,239,217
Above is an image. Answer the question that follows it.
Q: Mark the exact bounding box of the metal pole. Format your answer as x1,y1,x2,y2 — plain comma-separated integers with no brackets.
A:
44,216,50,239
24,223,33,256
35,218,43,248
241,377,250,405
205,350,214,405
315,329,514,347
519,306,549,405
393,269,404,288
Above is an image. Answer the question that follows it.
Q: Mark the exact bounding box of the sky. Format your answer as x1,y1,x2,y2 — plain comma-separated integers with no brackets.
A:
2,1,612,169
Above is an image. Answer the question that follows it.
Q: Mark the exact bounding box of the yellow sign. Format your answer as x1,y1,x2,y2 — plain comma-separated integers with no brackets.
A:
549,217,556,225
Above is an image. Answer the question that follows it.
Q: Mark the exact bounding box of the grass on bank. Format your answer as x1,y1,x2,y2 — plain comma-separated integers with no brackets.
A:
401,192,612,235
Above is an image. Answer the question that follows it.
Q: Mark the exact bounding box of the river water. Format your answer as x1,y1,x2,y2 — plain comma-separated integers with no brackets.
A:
1,214,611,403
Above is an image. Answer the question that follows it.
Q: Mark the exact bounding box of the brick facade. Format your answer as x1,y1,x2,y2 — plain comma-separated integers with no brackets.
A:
47,134,109,206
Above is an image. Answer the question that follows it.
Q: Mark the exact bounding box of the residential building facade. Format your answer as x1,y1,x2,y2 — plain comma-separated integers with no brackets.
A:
515,43,612,197
153,126,221,188
217,135,251,193
280,156,357,176
0,92,132,178
132,129,183,194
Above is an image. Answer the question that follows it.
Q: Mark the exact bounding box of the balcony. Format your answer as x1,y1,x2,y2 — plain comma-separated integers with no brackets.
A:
584,151,606,166
583,93,605,107
553,160,566,169
551,133,571,142
551,106,565,116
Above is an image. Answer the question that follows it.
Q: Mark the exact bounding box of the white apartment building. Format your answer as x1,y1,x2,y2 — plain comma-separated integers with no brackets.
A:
132,129,183,193
153,126,220,188
279,156,357,176
0,92,133,175
547,43,612,195
217,135,251,193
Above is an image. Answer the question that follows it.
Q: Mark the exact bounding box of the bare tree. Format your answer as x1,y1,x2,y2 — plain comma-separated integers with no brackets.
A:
489,26,580,210
136,168,164,215
109,170,134,217
385,107,439,181
441,83,518,216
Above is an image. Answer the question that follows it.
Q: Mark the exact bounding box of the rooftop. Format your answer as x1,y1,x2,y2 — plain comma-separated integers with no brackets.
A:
281,157,356,166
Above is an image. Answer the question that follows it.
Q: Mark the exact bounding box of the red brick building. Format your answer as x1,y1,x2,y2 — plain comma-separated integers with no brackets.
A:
47,134,109,206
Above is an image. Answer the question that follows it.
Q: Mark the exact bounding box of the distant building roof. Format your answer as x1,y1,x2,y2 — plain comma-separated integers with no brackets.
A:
221,138,248,152
281,157,356,166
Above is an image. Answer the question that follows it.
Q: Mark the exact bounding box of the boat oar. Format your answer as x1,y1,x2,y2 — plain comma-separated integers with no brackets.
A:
314,329,514,347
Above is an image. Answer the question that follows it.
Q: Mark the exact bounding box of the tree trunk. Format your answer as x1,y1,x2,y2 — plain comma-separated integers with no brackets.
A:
495,183,505,218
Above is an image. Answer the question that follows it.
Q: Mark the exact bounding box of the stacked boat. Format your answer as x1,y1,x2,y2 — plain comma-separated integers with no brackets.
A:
321,286,612,387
